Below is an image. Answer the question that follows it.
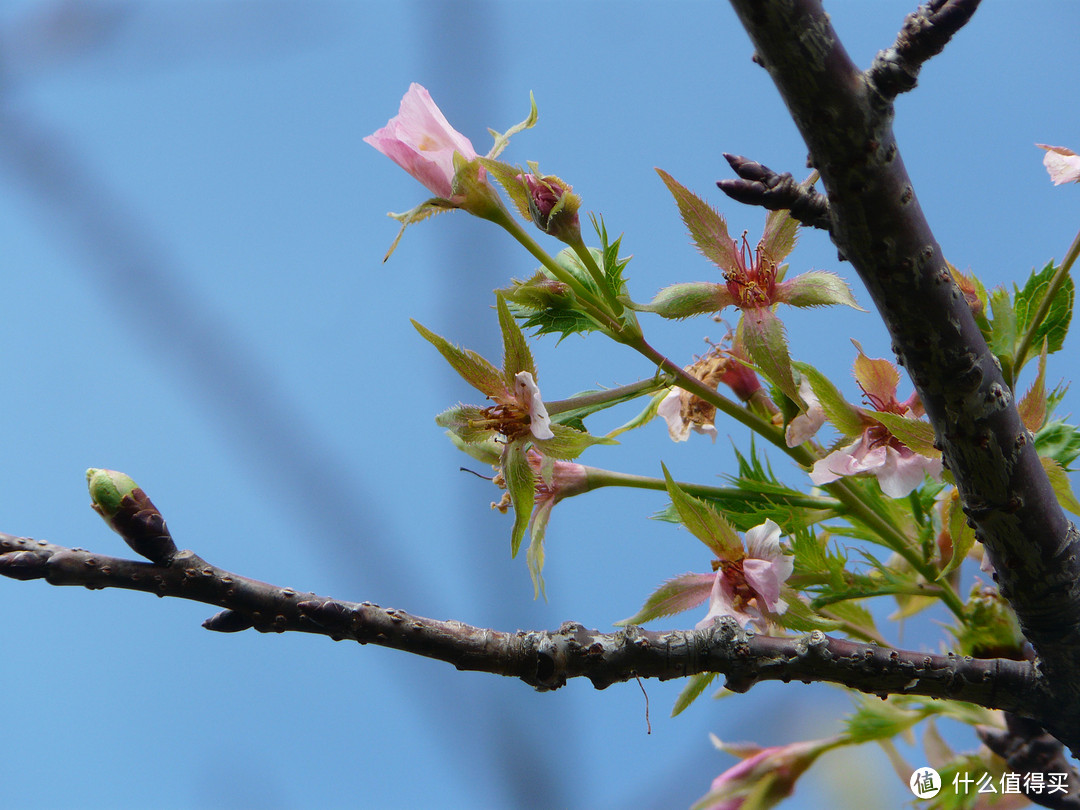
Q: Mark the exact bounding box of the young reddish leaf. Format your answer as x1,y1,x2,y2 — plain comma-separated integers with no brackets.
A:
656,169,740,271
1018,341,1049,432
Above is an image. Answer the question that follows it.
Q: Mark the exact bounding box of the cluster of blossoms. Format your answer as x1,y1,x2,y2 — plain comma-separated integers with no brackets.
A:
366,84,1080,810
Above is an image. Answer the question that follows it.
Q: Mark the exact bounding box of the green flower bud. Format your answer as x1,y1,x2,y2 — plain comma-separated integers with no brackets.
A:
86,468,178,565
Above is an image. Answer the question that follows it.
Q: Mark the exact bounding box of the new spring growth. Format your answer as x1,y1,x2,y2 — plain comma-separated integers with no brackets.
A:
86,468,178,565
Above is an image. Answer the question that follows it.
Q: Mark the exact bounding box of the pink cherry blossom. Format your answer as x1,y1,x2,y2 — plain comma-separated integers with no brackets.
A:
808,345,941,497
810,433,942,498
697,519,793,631
1037,144,1080,185
365,83,477,198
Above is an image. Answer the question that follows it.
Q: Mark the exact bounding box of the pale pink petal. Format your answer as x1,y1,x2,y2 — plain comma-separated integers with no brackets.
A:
513,371,554,440
809,439,887,485
743,558,790,614
874,446,942,498
657,389,691,442
1037,144,1080,185
743,519,783,560
365,83,478,198
697,574,755,629
785,379,826,446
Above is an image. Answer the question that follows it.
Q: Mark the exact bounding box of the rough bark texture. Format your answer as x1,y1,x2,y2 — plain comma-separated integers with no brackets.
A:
727,0,1080,750
0,530,1039,709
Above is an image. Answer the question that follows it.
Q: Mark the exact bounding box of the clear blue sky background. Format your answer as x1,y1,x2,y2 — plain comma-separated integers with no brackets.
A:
1,2,1078,809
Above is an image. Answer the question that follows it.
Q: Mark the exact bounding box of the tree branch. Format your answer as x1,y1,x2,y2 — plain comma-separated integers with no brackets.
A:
716,153,832,232
728,0,1080,752
978,714,1080,809
0,530,1039,708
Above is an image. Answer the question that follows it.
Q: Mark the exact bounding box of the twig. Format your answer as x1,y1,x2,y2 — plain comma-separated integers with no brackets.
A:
0,530,1041,709
728,0,1080,752
716,154,832,232
867,0,983,102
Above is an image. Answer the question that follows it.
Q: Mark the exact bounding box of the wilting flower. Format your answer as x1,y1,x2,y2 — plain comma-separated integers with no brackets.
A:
364,83,478,199
414,296,610,563
694,736,847,810
1037,144,1080,185
808,344,942,498
638,170,861,407
658,338,767,443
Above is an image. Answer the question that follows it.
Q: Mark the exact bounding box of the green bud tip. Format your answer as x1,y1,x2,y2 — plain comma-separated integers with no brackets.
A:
86,468,139,521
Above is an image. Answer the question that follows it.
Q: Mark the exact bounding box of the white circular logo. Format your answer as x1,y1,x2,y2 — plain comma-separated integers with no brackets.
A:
910,767,942,799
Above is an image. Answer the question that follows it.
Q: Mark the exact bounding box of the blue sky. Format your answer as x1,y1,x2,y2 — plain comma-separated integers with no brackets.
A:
1,2,1078,809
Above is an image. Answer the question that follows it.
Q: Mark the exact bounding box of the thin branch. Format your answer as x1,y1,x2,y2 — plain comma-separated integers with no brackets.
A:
729,0,1080,752
867,0,983,101
977,714,1080,810
0,530,1040,709
716,153,832,232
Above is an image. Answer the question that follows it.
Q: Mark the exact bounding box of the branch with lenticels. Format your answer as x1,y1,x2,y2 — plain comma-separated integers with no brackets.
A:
726,0,1080,752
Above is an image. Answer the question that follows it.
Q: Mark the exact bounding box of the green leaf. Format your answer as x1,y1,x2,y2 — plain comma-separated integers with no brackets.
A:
671,672,719,717
795,361,864,437
870,411,939,457
1035,417,1080,470
413,320,505,397
502,441,535,557
497,295,536,383
593,214,632,300
845,697,926,744
738,307,802,406
615,572,714,626
818,599,879,639
1043,456,1080,515
987,286,1017,379
655,169,740,271
1015,260,1074,358
661,464,744,558
503,247,610,342
940,492,976,579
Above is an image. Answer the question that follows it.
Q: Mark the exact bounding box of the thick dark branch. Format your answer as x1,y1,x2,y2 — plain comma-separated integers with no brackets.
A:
867,0,982,101
729,0,1080,751
979,714,1080,809
716,153,832,231
0,531,1039,708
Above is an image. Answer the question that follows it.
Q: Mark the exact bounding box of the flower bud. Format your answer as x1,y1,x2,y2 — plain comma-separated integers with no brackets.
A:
86,468,178,565
520,172,581,242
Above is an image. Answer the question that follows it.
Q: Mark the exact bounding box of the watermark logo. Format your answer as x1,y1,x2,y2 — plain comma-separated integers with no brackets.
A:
910,767,942,799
